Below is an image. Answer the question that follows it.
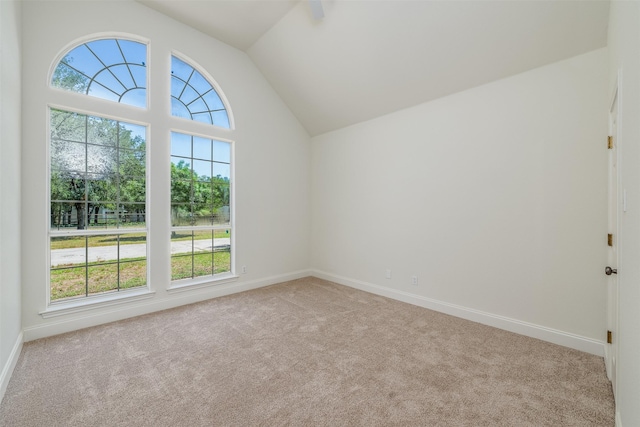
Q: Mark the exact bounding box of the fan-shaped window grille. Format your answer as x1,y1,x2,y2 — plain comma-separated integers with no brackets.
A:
171,56,230,128
51,39,147,108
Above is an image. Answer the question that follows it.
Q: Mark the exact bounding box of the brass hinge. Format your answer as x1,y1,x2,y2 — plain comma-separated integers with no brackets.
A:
608,234,613,247
607,330,613,344
608,136,614,149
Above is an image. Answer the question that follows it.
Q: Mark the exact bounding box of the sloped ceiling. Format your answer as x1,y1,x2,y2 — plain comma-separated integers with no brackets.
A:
138,0,299,51
139,0,610,136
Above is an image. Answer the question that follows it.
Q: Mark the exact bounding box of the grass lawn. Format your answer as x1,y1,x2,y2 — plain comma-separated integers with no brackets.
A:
171,250,231,281
50,251,230,301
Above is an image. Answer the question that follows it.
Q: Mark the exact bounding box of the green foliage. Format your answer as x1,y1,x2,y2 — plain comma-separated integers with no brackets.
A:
52,56,89,93
170,160,230,225
171,250,231,281
50,257,147,301
50,109,147,229
50,109,231,230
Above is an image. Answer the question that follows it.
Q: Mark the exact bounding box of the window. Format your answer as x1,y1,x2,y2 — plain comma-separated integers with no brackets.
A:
48,38,233,304
170,132,231,280
171,55,230,128
169,55,233,283
49,110,147,300
52,39,147,108
49,38,148,302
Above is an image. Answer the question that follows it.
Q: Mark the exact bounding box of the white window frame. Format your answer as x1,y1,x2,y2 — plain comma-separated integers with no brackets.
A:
47,106,151,306
41,36,236,315
168,131,235,286
168,51,235,289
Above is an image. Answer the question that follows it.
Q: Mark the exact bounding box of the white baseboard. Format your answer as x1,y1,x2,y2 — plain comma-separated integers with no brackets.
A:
311,269,605,356
0,331,23,404
21,268,606,357
23,270,311,342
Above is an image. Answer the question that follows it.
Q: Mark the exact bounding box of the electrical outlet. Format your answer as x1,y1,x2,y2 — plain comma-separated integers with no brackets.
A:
386,269,392,279
411,275,418,286
242,266,247,274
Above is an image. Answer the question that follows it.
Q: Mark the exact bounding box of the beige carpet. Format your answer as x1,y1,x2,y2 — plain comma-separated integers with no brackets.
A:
0,277,614,426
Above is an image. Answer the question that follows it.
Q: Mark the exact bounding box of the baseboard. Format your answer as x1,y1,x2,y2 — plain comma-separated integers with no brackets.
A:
0,331,23,404
22,268,606,356
23,269,311,342
311,269,605,356
604,344,612,380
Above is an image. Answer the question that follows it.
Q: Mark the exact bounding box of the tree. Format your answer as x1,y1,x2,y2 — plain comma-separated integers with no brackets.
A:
50,110,94,229
171,160,193,227
50,109,146,229
170,160,230,227
119,134,146,223
52,56,89,93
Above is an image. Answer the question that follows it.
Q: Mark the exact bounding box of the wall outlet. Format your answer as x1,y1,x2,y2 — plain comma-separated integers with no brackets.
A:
385,269,392,279
242,265,247,274
411,275,418,286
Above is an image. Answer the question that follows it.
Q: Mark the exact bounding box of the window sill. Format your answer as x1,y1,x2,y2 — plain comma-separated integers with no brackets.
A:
40,288,156,319
166,273,239,294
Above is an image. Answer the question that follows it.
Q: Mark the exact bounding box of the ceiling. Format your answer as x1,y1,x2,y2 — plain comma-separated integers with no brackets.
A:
139,0,610,137
138,0,299,50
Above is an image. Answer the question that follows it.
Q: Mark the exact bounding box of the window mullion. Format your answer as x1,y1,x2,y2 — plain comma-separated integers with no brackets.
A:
85,236,89,297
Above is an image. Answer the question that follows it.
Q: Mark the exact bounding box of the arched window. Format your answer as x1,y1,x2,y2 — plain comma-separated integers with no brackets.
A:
49,38,149,303
171,55,230,128
48,37,234,305
52,38,147,107
169,55,232,282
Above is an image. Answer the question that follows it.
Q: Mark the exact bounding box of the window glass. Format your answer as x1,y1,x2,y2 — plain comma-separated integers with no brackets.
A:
51,39,147,108
170,131,231,281
171,56,230,128
50,109,147,301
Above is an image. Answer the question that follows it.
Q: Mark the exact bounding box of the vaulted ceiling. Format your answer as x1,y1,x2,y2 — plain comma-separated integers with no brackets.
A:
139,0,610,136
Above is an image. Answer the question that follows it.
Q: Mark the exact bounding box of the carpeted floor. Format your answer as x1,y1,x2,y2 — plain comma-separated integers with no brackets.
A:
0,277,614,426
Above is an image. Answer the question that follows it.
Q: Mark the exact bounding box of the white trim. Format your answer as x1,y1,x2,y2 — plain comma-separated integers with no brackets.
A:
24,269,311,342
40,289,156,319
604,344,612,380
0,332,23,404
167,273,238,293
170,225,232,232
616,411,622,427
49,227,147,237
46,106,151,307
167,270,307,296
609,73,619,112
168,131,235,279
605,69,622,396
311,269,605,356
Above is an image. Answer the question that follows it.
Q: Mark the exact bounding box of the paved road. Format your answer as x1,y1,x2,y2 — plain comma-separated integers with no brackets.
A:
51,238,231,267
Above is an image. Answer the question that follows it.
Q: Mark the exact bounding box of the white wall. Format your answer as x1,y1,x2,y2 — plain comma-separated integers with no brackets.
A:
21,0,311,340
0,0,23,400
608,2,640,425
311,49,609,354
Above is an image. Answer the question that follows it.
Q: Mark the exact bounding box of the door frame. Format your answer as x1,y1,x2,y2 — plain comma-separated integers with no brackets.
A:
605,76,621,398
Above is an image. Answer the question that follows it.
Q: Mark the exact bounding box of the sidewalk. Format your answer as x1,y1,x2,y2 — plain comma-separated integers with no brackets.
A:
51,238,231,267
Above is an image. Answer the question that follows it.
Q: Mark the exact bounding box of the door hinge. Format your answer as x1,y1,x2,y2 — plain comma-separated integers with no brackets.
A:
607,330,613,344
608,136,613,149
608,234,613,247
